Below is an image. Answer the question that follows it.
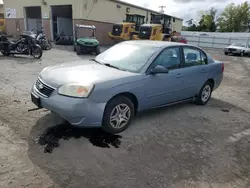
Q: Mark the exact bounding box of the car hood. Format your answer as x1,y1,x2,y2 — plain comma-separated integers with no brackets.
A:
227,45,245,50
39,60,135,88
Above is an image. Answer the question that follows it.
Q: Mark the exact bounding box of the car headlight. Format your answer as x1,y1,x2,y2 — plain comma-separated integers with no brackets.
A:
58,83,94,98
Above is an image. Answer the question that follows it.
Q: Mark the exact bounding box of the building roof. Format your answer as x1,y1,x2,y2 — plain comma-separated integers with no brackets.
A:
110,0,183,21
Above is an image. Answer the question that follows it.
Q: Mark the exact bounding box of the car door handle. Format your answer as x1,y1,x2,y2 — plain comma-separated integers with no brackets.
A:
176,73,182,78
200,68,206,73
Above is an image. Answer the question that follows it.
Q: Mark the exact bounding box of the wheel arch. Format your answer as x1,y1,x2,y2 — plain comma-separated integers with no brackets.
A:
207,78,215,90
105,92,139,115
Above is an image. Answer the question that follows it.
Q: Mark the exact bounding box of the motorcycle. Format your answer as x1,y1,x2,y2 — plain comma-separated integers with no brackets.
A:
31,28,52,50
0,31,43,59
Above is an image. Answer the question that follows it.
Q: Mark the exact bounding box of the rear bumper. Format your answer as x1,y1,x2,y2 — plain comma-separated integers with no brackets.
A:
213,73,223,91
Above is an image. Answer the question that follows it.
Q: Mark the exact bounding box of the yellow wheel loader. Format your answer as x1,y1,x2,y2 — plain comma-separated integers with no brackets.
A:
108,14,145,42
134,13,186,43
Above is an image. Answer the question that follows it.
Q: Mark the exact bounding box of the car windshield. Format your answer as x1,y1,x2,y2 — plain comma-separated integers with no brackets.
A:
95,43,158,73
232,43,245,47
77,28,94,38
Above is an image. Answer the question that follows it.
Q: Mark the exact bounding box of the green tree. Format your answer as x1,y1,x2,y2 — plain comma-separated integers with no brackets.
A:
218,1,250,32
198,7,218,32
186,19,194,26
185,19,200,31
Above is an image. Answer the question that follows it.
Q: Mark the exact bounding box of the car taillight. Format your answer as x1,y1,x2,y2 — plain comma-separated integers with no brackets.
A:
179,39,187,44
222,63,224,72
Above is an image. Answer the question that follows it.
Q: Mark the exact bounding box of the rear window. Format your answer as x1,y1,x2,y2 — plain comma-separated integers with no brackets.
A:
140,27,151,35
207,55,215,64
232,43,245,47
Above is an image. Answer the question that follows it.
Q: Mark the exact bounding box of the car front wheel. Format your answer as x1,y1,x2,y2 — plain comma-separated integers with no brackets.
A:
102,96,134,134
96,46,100,55
196,81,213,105
76,46,81,55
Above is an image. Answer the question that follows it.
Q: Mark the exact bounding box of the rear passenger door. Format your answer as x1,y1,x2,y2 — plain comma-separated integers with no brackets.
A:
179,46,209,99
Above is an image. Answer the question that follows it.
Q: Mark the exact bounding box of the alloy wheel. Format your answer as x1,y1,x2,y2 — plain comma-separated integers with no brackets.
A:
201,85,211,103
109,104,131,129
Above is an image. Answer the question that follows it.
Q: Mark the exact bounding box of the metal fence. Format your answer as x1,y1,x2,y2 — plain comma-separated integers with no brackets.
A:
182,35,250,49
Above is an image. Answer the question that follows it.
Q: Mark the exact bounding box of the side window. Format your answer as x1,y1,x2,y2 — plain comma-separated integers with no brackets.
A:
200,51,207,64
152,47,181,70
183,47,206,67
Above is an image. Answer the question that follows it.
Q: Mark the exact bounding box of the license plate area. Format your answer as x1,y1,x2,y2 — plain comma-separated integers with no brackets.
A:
31,93,41,108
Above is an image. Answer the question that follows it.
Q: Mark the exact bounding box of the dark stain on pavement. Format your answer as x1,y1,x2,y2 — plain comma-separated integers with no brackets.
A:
37,122,122,153
221,109,230,113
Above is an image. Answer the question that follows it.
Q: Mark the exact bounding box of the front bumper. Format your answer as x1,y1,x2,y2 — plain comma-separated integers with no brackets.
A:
224,48,241,54
77,44,98,52
31,83,106,128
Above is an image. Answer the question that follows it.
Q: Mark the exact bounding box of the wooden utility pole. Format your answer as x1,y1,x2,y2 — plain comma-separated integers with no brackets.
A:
159,5,166,14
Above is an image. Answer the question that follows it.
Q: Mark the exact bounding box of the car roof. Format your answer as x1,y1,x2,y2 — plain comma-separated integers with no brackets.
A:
122,40,192,48
75,24,96,29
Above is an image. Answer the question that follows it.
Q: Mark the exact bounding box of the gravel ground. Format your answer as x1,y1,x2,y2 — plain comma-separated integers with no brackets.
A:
0,45,250,188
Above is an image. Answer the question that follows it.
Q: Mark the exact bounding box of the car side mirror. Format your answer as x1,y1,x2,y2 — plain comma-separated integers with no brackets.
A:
150,65,169,74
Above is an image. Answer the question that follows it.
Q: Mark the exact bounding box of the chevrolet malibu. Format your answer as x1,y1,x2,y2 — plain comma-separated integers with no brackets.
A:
31,41,224,134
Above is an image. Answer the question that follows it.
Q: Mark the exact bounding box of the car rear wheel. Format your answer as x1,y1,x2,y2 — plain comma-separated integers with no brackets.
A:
224,52,228,55
196,81,213,105
102,96,134,134
240,51,244,57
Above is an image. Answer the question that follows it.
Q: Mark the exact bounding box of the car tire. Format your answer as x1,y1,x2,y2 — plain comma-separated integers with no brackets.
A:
1,51,10,56
240,51,244,57
102,96,135,134
224,52,228,55
96,46,100,55
32,46,43,59
45,41,52,50
76,46,81,55
195,81,213,105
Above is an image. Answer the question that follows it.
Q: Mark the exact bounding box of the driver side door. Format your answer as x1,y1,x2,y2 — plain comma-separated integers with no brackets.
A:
139,47,184,109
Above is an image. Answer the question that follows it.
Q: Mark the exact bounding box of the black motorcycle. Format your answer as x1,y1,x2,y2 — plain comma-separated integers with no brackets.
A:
31,28,52,50
0,31,43,59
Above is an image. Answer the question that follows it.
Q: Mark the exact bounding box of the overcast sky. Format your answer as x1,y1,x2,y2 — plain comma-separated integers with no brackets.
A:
122,0,249,22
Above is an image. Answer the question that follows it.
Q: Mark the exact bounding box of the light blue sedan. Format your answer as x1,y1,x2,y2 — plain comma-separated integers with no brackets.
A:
31,41,224,134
